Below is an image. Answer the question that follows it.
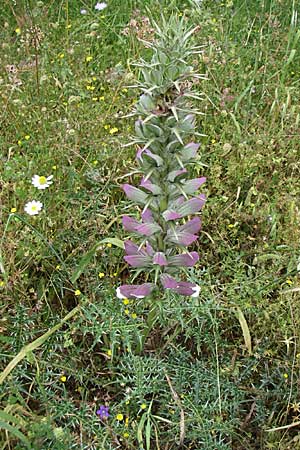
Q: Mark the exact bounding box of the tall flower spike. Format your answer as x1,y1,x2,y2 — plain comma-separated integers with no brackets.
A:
117,15,206,299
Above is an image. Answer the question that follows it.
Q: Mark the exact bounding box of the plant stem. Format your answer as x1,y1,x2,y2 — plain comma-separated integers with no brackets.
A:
136,297,160,354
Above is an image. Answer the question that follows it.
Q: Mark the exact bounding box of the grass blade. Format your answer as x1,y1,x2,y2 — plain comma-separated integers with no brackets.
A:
236,307,252,355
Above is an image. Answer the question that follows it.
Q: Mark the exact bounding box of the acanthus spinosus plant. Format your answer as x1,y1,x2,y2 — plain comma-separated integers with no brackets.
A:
117,15,206,301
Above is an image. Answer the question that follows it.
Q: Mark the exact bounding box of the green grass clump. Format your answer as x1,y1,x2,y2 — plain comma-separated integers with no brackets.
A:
1,0,300,449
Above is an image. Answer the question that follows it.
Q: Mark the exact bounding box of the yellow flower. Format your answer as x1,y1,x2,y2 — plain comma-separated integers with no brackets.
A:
18,140,22,146
52,165,57,170
0,281,5,287
122,88,128,93
60,375,67,382
106,243,112,248
124,309,129,315
286,279,293,285
56,265,61,270
283,373,288,379
116,414,124,421
92,76,97,81
15,28,21,34
141,403,147,410
93,160,98,165
99,96,105,101
86,56,93,62
123,432,129,438
131,313,137,319
109,127,118,134
59,53,65,59
92,97,98,101
107,349,112,356
66,24,71,29
74,289,81,296
211,139,216,144
104,124,110,130
25,135,30,140
10,207,17,213
123,298,129,305
98,272,105,278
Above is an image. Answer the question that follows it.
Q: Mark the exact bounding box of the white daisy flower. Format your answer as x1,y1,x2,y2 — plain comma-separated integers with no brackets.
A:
95,2,107,11
24,200,43,216
31,174,53,190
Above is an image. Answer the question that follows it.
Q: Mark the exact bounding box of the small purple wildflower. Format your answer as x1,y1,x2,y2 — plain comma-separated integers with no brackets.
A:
96,405,109,419
95,2,107,10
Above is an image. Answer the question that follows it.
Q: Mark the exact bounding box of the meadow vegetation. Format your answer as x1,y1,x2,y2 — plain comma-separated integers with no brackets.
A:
0,0,300,449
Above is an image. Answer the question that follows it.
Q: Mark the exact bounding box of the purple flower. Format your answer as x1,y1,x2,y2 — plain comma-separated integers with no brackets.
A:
167,229,199,246
178,217,202,234
166,217,202,246
122,215,162,237
162,195,206,221
122,184,148,204
141,208,154,223
97,405,109,419
160,274,200,297
167,168,187,182
136,148,163,166
140,177,162,195
168,251,199,267
179,142,200,162
125,254,152,267
124,239,154,267
162,210,182,221
95,2,107,11
116,283,155,299
180,177,206,194
153,252,168,266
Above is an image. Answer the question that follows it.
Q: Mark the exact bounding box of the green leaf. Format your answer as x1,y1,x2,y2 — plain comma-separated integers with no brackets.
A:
70,244,99,284
0,419,32,449
0,411,24,427
71,238,124,283
236,307,252,355
0,305,81,384
145,418,151,450
137,412,147,446
100,238,124,249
